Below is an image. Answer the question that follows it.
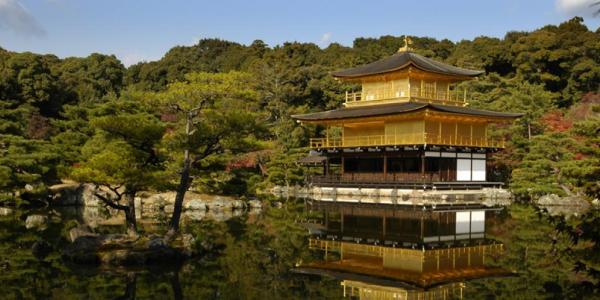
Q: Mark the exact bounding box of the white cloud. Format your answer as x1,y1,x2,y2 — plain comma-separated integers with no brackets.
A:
0,0,46,37
319,32,332,47
556,0,596,16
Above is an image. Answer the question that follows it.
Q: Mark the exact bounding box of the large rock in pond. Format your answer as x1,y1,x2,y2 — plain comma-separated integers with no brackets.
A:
25,215,48,230
62,235,188,266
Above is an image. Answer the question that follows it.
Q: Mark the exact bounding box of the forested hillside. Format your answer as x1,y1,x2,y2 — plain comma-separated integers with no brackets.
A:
1,17,598,205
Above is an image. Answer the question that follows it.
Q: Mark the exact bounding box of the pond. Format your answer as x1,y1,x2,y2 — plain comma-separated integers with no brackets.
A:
0,201,598,299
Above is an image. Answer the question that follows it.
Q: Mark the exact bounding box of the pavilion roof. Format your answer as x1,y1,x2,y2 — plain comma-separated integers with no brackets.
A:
332,51,484,79
292,102,523,122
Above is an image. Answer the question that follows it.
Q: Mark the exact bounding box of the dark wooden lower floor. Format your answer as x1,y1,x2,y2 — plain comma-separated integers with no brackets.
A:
306,148,492,186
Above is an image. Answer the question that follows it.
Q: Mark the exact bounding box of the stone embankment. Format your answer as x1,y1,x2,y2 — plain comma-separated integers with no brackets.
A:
48,183,263,227
535,193,592,217
272,185,513,207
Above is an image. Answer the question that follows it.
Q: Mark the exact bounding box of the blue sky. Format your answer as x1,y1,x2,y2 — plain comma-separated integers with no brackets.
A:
1,0,599,66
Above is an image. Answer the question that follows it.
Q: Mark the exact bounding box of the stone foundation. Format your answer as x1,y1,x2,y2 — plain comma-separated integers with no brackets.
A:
272,185,512,207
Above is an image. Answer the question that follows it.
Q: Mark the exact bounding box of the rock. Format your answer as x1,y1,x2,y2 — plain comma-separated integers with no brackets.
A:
32,240,52,260
536,194,591,217
68,225,97,242
61,236,103,264
273,201,283,209
181,234,195,249
49,183,83,206
144,194,167,211
181,234,196,256
0,207,14,216
204,209,233,222
562,196,591,208
536,194,590,208
25,215,48,230
184,199,208,211
592,198,600,207
183,210,206,221
81,184,102,207
247,200,263,209
231,200,246,210
146,237,166,249
208,197,233,210
536,194,562,206
24,184,34,192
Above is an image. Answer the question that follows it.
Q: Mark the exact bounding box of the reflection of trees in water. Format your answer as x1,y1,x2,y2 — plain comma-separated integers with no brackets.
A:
470,205,600,298
2,203,599,298
112,271,183,300
114,273,136,300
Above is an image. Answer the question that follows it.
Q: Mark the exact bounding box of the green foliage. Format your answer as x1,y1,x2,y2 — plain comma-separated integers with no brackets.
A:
264,148,307,190
0,135,60,205
158,71,266,194
71,96,166,193
1,17,599,204
471,204,599,299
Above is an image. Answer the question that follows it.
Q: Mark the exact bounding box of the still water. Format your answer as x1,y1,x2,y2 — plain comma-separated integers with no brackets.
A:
0,201,598,299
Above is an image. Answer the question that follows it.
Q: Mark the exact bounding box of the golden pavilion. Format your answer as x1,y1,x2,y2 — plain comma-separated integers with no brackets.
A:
293,39,522,190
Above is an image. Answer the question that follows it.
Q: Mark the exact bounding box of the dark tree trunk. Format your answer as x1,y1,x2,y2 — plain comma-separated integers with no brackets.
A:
115,273,137,300
167,153,191,237
124,192,138,238
170,272,183,300
167,112,193,238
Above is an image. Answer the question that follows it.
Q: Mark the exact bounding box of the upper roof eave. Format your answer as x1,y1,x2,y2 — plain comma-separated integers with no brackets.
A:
331,51,484,79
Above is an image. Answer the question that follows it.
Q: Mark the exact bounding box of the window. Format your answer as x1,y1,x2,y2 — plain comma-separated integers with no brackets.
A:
344,157,384,172
387,158,420,173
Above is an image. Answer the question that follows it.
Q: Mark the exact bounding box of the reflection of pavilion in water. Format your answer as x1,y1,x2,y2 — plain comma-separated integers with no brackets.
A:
297,202,512,299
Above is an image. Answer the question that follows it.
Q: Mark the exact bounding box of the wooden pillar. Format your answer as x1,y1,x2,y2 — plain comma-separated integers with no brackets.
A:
382,216,387,240
420,79,424,97
438,121,442,144
383,152,388,180
325,125,329,147
340,212,344,234
421,151,425,181
340,156,345,175
470,124,473,146
484,124,487,144
455,122,458,145
420,215,425,240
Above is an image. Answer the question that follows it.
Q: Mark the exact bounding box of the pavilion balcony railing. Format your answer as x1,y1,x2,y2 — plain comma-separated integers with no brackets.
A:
309,238,505,262
309,133,504,149
344,86,467,106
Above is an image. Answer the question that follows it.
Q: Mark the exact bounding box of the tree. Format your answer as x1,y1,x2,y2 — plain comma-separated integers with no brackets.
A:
157,71,263,237
71,96,165,236
264,148,307,201
0,134,59,205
